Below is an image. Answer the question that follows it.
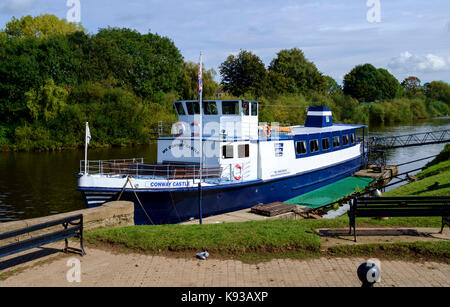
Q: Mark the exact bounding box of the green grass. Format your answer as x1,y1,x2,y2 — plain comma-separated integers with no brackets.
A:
85,220,322,257
383,161,450,197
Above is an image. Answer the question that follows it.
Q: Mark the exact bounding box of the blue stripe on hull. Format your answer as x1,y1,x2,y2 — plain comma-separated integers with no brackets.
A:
82,157,362,225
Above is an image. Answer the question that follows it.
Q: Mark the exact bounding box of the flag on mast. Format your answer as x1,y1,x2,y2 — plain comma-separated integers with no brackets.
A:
198,57,203,96
86,122,91,145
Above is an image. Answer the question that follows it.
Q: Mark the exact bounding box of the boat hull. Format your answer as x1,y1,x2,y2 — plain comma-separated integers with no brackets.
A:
80,156,362,225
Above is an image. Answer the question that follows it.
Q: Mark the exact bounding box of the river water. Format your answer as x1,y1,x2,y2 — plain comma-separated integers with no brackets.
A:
0,117,449,222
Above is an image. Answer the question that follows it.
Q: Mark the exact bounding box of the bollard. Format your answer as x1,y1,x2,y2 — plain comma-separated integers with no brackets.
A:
357,261,381,287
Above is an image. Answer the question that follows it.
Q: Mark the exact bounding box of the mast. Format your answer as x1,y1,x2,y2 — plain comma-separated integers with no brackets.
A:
198,52,203,224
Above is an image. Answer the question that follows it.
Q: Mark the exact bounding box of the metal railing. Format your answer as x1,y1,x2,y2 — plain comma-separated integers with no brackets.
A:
80,158,144,175
368,129,450,150
80,159,251,183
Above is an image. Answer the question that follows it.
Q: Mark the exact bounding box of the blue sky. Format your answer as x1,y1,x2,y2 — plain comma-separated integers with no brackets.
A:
1,0,449,84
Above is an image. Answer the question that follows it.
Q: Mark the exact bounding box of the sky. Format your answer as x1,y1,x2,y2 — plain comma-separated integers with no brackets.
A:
0,0,449,85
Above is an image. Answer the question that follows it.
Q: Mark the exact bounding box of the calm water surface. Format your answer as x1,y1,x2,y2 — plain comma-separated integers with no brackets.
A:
0,117,449,222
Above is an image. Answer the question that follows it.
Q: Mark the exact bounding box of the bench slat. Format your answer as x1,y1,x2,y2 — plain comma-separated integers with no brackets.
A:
0,226,81,258
0,214,83,241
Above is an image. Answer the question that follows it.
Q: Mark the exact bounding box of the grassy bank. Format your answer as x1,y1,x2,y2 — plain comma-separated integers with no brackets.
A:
85,219,449,262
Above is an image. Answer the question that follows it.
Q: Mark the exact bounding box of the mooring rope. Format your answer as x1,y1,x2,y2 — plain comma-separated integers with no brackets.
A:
117,176,154,225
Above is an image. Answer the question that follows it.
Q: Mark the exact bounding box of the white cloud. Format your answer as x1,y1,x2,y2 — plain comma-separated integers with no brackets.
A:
0,0,35,14
388,51,450,73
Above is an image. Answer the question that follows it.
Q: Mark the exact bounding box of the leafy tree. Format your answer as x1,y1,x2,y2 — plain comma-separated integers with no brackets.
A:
377,68,402,99
425,81,450,105
180,61,219,100
5,14,85,39
325,76,342,94
92,28,184,98
268,48,327,94
401,76,422,96
25,79,68,123
0,37,43,123
343,64,400,102
219,50,267,97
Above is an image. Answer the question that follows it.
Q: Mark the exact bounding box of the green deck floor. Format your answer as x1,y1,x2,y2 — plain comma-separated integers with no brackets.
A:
284,176,375,209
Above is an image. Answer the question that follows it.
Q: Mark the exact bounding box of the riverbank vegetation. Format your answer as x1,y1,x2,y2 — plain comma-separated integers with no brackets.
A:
0,15,449,151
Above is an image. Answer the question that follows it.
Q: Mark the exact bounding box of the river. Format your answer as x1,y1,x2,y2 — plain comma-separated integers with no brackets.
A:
0,117,449,222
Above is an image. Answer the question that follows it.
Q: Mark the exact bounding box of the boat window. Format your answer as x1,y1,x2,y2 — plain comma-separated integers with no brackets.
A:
203,101,218,115
350,133,355,144
186,102,200,115
242,101,250,116
310,140,320,153
251,102,258,116
333,136,340,148
238,144,250,158
222,101,239,115
322,138,330,151
174,102,186,115
222,145,234,159
296,141,307,155
343,135,349,146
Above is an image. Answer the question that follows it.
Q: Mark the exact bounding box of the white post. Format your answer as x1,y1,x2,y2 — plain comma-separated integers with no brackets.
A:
85,122,89,175
199,52,203,184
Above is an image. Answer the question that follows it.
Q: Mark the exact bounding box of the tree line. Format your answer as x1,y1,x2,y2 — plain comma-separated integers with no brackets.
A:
0,14,449,151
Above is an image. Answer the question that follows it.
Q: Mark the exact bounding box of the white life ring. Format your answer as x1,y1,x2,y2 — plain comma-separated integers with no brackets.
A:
171,122,185,137
262,125,271,138
234,164,242,181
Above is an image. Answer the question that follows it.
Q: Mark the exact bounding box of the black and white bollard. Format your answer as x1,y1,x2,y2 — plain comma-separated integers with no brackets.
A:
357,261,381,287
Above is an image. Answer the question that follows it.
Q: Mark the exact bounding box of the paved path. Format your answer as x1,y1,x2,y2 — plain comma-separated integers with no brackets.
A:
1,244,449,287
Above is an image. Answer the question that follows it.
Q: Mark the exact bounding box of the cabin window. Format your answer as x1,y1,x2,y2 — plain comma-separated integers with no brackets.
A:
186,102,200,115
296,141,307,155
238,144,250,158
350,133,355,144
251,102,258,116
242,101,250,116
310,140,320,153
222,145,234,159
222,101,239,115
174,102,186,115
343,135,349,146
333,136,340,148
322,138,330,151
203,101,218,115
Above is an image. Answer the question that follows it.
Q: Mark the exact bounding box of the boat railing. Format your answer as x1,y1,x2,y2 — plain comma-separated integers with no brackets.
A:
80,159,224,181
80,159,252,183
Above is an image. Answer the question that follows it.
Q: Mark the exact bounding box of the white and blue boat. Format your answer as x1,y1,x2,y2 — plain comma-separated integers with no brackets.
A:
77,101,367,225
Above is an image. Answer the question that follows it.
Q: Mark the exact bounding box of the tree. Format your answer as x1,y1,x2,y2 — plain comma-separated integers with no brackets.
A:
92,28,184,99
25,79,68,123
325,76,342,94
343,64,400,102
5,14,85,39
401,76,422,97
268,48,327,94
377,68,402,99
425,81,450,105
180,62,219,100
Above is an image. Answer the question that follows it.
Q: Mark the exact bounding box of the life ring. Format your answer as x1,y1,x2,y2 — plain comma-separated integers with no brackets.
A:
191,122,200,137
263,125,271,138
234,164,242,181
171,122,185,137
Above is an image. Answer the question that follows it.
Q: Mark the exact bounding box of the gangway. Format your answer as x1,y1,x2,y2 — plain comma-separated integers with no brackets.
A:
368,129,449,150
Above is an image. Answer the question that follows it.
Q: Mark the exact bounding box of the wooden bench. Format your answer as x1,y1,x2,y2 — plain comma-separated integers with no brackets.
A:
348,197,450,242
0,214,86,260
